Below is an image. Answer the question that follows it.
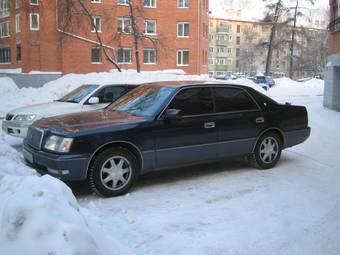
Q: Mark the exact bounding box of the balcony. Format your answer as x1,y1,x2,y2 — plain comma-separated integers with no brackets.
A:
216,40,228,46
217,26,229,34
214,65,230,71
328,17,340,33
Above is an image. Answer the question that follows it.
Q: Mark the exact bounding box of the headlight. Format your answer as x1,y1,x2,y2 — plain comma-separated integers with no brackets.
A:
14,114,36,122
44,135,73,153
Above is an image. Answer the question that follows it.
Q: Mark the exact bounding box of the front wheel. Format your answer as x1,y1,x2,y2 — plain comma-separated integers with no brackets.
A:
88,147,139,197
250,132,282,169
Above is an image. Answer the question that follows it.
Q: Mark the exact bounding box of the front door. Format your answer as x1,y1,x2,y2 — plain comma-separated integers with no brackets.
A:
154,87,218,169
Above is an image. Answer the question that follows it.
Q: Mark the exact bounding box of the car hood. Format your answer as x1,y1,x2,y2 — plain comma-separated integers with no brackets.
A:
9,101,82,117
33,110,146,133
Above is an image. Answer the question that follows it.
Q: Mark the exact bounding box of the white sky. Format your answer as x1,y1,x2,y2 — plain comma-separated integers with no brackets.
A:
210,0,329,21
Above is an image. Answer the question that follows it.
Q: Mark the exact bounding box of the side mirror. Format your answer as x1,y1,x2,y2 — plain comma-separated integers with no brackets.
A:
163,109,182,120
88,97,99,104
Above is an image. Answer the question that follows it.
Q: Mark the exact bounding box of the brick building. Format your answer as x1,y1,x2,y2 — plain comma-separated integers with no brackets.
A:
324,0,340,111
0,0,209,74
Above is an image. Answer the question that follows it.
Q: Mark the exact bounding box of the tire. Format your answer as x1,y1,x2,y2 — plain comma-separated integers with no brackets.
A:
88,147,139,197
250,132,282,169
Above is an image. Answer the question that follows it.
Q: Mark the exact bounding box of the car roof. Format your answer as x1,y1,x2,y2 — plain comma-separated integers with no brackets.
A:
87,83,140,87
140,80,254,90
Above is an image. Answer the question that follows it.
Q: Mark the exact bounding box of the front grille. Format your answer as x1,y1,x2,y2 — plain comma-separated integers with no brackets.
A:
27,126,44,150
6,113,14,121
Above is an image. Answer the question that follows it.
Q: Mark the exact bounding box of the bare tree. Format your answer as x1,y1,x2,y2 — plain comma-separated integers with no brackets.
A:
238,26,261,75
288,0,315,79
262,0,286,76
114,0,166,73
57,0,167,73
57,0,122,71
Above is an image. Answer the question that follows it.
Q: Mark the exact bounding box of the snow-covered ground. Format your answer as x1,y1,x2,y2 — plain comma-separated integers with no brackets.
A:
0,72,339,255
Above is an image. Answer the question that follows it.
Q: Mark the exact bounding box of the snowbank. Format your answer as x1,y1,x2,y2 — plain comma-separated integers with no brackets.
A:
0,131,129,255
269,77,324,101
0,135,100,255
0,70,214,117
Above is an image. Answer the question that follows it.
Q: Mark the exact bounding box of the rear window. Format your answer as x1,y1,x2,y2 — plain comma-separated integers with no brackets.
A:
213,87,259,113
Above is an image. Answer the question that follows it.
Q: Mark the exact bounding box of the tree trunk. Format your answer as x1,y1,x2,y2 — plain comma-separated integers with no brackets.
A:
265,0,281,76
129,3,141,73
289,0,299,79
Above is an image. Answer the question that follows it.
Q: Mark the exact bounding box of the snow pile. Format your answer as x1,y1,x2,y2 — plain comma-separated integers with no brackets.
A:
0,70,214,117
0,134,111,255
269,77,324,100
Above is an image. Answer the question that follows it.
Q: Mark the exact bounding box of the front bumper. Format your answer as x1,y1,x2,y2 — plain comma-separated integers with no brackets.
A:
2,120,30,138
23,141,90,181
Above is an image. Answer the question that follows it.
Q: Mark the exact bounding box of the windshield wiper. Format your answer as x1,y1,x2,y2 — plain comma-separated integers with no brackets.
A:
64,100,78,103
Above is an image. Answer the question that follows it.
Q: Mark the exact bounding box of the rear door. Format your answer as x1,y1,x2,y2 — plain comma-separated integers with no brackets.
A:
154,87,218,169
212,86,265,158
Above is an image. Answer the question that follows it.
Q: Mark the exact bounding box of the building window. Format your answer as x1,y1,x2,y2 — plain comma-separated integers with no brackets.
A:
227,48,232,54
209,47,214,53
144,20,156,35
144,0,156,8
236,48,240,56
117,18,131,33
143,49,157,64
0,21,9,37
236,36,240,45
217,47,225,53
30,0,38,5
0,0,9,18
16,44,21,62
177,22,189,37
91,47,101,63
177,49,189,66
178,0,189,8
91,17,101,32
237,24,241,33
30,13,40,31
0,47,11,64
216,58,226,65
208,58,214,65
118,48,132,64
117,0,129,5
16,14,20,33
235,59,239,68
15,0,20,8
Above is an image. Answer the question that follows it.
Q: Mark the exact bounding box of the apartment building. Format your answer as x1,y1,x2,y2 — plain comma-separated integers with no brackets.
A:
208,17,327,79
324,0,340,111
0,0,209,74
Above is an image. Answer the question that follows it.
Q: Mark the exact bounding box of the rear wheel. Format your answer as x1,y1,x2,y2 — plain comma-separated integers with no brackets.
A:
88,147,139,197
250,132,282,169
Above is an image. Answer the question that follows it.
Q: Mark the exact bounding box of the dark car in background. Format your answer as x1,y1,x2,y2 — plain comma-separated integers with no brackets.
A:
23,81,310,197
249,76,276,90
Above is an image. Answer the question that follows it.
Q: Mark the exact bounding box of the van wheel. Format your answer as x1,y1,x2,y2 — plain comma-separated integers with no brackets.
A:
250,132,282,169
88,147,139,197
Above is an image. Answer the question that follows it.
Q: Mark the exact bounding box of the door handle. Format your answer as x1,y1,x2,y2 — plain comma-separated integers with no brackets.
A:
204,122,215,129
256,117,265,123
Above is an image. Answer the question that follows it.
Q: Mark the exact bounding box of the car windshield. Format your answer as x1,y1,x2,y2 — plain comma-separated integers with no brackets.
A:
58,85,99,103
108,85,176,117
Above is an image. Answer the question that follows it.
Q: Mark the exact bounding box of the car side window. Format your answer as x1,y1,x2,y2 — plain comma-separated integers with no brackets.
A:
167,87,214,116
95,86,126,103
213,87,259,113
